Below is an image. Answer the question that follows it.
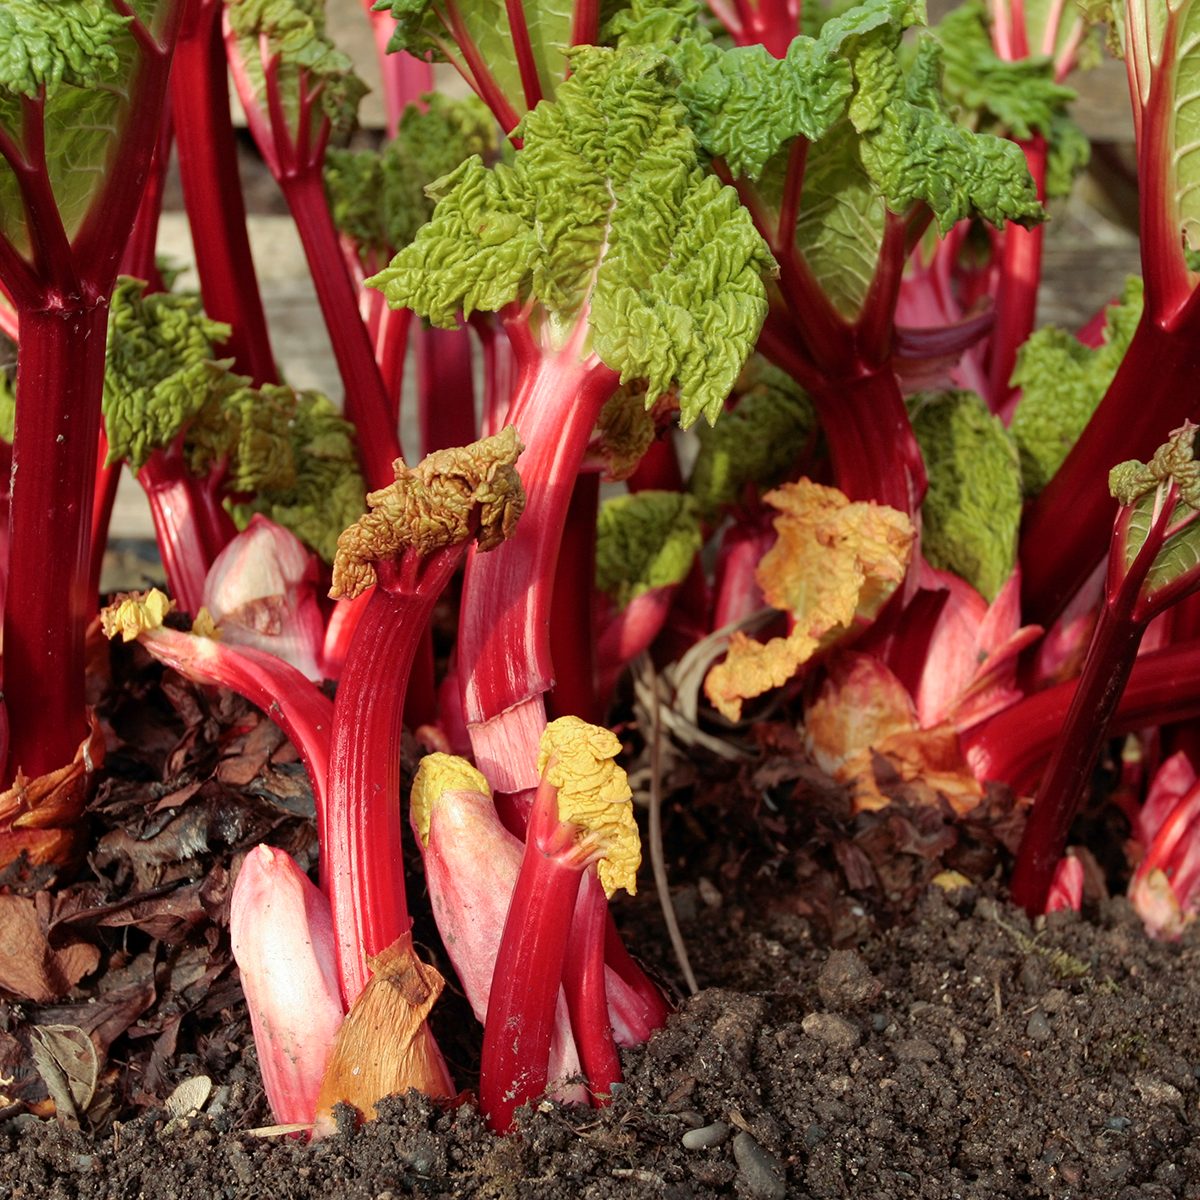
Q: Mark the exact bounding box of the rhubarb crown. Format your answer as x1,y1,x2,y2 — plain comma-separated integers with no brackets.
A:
537,717,640,898
330,426,526,598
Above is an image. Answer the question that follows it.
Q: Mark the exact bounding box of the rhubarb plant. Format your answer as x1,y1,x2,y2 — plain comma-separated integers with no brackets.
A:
0,0,183,793
1011,423,1200,912
370,45,774,792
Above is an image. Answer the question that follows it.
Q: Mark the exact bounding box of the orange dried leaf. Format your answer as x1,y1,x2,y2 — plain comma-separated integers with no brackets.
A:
804,654,981,815
703,480,914,721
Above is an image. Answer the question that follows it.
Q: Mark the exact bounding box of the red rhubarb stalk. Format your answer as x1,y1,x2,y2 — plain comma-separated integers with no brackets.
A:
324,429,525,1004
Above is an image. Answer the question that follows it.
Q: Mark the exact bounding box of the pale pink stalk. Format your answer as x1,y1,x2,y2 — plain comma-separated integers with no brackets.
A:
231,844,346,1126
1139,751,1198,845
409,755,584,1092
1044,856,1083,914
202,516,325,680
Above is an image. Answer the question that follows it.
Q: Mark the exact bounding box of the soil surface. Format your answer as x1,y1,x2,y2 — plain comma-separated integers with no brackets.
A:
3,626,1200,1199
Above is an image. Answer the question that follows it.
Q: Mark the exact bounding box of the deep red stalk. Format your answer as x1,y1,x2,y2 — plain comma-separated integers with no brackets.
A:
503,0,544,111
324,546,465,1005
443,0,523,134
119,111,172,290
562,873,622,1102
1008,604,1146,912
990,137,1046,417
625,435,683,493
854,209,910,370
479,771,587,1132
279,172,401,491
1019,302,1200,625
569,0,601,46
1010,486,1184,912
807,366,926,513
967,639,1200,791
546,472,601,723
602,915,671,1032
472,314,514,436
173,0,277,385
88,435,122,608
458,335,619,790
4,306,109,777
138,450,218,614
378,304,414,423
417,325,478,454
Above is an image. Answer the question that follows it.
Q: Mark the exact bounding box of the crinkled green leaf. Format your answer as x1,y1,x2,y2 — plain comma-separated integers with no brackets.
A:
601,0,706,47
688,357,813,517
226,0,366,144
853,35,1043,233
1010,277,1143,496
377,0,575,121
910,389,1022,601
102,279,241,471
0,0,128,96
596,490,702,607
369,46,775,427
230,389,366,563
935,1,1076,141
667,0,920,181
1112,425,1200,607
0,362,13,443
934,1,1087,201
786,130,885,319
0,5,155,252
325,92,498,263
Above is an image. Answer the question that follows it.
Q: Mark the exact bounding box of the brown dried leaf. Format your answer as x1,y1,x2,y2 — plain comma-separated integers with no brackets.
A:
29,1025,98,1129
0,895,100,1002
314,934,455,1132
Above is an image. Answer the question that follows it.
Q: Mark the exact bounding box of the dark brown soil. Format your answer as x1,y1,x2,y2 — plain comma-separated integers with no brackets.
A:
4,888,1200,1199
4,583,1200,1199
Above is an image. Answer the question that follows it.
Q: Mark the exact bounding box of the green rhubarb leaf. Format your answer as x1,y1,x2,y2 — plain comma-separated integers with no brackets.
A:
229,388,367,564
786,130,886,319
596,490,703,608
909,389,1022,602
0,1,129,95
935,1,1076,141
1112,424,1200,608
377,0,575,121
368,46,776,427
0,2,156,252
0,363,13,443
225,0,367,145
934,1,1087,200
664,0,920,181
326,92,498,264
102,278,242,471
601,0,706,47
1010,276,1143,496
853,35,1043,233
688,357,813,518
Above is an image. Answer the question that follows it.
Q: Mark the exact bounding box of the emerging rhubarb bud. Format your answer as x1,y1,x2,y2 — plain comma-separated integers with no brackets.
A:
1045,857,1084,915
410,753,585,1091
201,515,326,681
330,426,524,599
480,718,640,1131
230,845,345,1127
1129,753,1200,939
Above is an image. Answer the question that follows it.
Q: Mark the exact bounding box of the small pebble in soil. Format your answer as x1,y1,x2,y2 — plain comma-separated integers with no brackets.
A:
681,1120,730,1150
801,1011,861,1052
1026,1009,1053,1042
732,1131,786,1200
817,949,881,1011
